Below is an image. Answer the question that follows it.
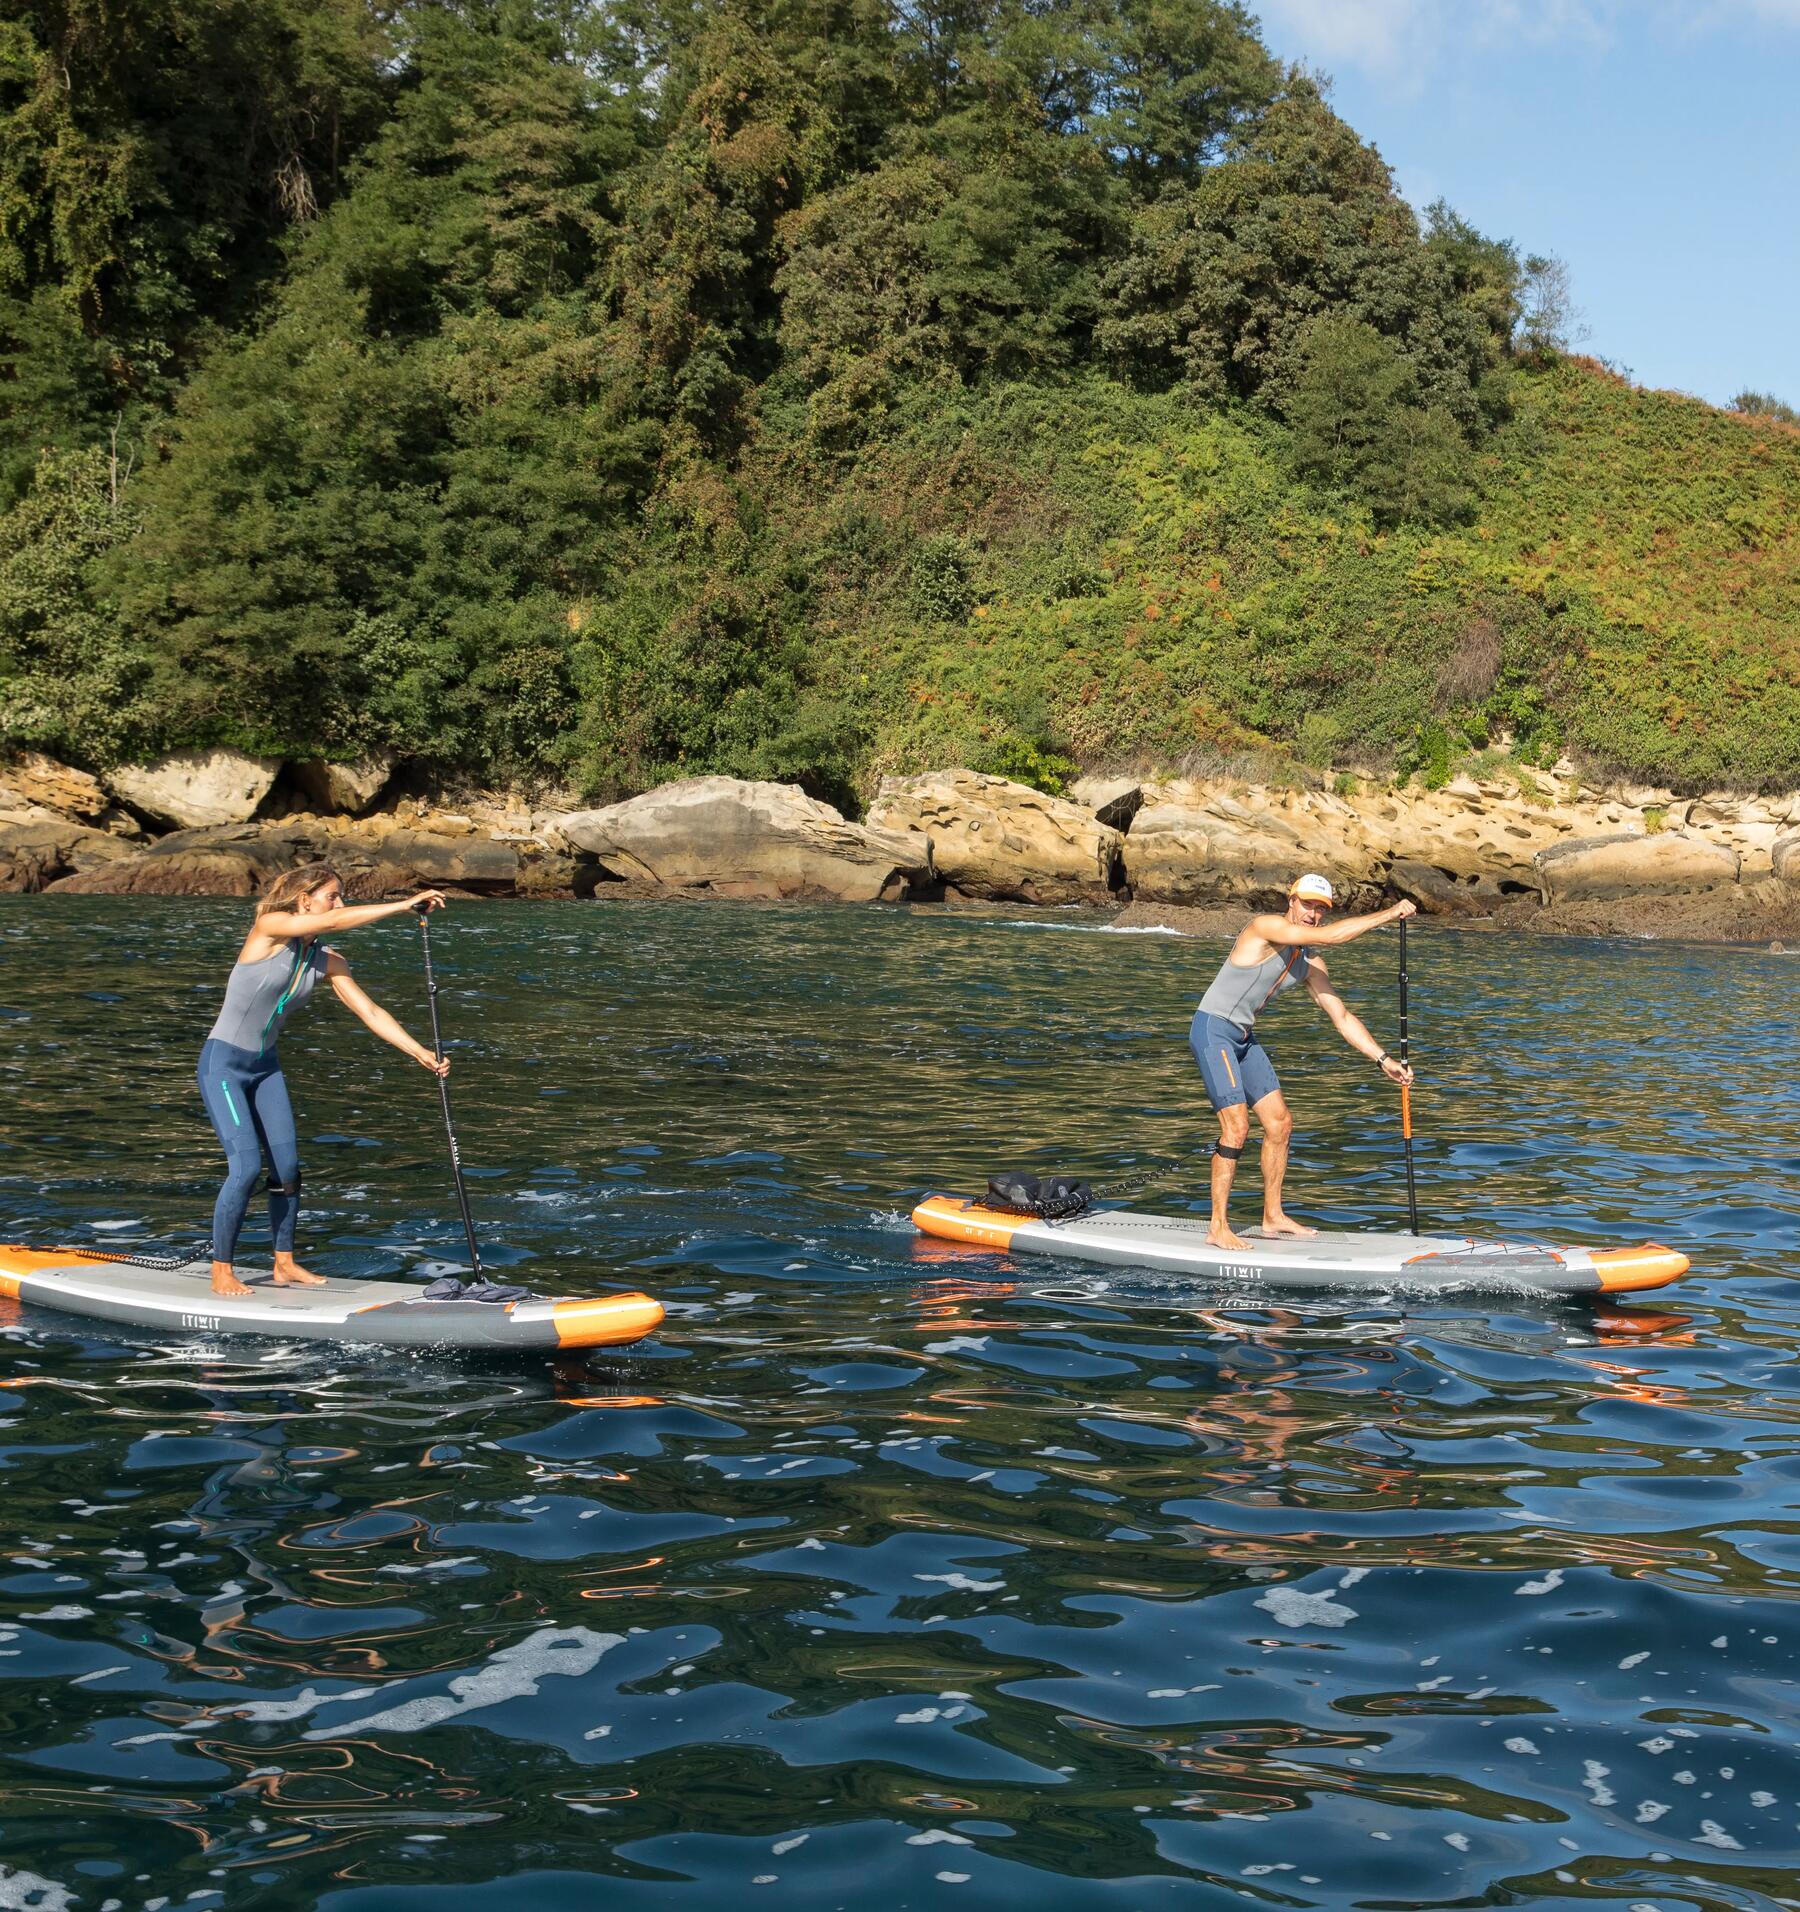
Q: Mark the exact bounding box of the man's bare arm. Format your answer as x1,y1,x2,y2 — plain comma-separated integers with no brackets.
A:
1307,962,1412,1081
1253,899,1416,949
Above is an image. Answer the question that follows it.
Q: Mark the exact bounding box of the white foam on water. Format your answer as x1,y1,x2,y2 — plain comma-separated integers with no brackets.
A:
223,1684,379,1723
1255,1587,1358,1629
0,1866,75,1912
995,921,1182,937
305,1627,621,1739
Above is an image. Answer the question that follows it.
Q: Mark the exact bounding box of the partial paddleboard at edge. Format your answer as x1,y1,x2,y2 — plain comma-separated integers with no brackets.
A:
912,1197,1688,1296
0,1245,664,1350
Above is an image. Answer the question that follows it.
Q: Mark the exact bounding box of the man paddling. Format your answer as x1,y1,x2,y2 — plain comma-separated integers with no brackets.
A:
1193,874,1415,1251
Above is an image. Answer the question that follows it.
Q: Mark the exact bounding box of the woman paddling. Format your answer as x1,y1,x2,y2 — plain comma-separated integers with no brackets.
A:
198,863,450,1300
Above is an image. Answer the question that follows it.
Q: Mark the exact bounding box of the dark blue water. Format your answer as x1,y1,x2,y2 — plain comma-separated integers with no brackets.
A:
2,897,1798,1909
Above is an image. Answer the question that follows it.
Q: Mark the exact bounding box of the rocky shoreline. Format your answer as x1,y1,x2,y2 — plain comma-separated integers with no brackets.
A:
4,747,1798,945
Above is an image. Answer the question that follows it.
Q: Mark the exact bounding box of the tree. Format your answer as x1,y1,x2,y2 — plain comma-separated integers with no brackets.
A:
1096,79,1500,431
1277,313,1472,527
0,445,149,759
1516,252,1585,359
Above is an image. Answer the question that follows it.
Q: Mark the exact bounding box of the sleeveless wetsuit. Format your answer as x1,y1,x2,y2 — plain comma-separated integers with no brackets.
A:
1190,943,1312,1111
196,939,343,1262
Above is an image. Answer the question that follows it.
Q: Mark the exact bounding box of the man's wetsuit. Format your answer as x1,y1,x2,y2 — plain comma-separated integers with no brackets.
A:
1190,943,1312,1111
196,939,342,1262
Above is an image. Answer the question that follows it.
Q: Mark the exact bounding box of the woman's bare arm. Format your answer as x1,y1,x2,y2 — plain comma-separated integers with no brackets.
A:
240,891,447,961
327,961,449,1076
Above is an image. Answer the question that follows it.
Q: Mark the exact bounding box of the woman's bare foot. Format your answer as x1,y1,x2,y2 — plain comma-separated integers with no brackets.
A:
271,1255,327,1287
211,1260,253,1299
1207,1224,1253,1252
1261,1212,1317,1238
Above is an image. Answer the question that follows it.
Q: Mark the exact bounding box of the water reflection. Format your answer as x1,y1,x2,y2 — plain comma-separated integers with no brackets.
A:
1,898,1796,1907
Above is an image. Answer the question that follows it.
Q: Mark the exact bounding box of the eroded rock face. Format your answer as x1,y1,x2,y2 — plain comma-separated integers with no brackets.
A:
1771,833,1800,886
292,755,394,816
108,749,281,829
1535,831,1740,902
1066,775,1143,834
0,752,110,821
867,769,1120,904
555,777,932,902
1123,790,1378,908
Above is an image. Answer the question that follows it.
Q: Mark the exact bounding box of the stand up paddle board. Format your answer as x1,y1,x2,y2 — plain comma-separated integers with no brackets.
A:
0,1246,664,1350
911,1197,1688,1296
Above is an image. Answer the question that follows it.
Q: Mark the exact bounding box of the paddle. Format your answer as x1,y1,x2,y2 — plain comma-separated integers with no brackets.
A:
1398,913,1420,1235
414,900,484,1279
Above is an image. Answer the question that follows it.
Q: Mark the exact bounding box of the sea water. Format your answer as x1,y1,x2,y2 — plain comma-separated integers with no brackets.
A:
0,896,1796,1908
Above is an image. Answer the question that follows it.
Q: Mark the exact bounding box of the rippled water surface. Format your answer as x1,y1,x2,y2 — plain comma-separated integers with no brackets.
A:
2,897,1798,1910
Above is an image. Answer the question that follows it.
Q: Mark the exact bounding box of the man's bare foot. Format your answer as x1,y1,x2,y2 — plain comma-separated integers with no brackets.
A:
1207,1225,1253,1252
271,1257,327,1288
1261,1213,1317,1238
211,1261,253,1299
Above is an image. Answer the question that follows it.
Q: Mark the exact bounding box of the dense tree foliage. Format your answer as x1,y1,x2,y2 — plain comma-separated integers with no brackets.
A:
3,0,1793,798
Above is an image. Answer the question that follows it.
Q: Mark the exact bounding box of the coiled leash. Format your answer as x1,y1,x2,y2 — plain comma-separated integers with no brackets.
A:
984,1172,1095,1222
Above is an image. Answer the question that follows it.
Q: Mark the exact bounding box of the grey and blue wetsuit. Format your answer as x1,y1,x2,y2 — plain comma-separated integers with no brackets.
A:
196,939,342,1263
1190,943,1312,1112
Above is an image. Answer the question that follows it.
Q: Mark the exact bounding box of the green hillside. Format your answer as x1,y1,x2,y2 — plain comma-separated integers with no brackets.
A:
752,358,1800,798
3,0,1795,805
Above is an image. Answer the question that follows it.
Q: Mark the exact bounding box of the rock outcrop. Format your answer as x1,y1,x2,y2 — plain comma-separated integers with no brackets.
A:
1387,859,1517,916
107,749,281,829
555,777,931,902
867,769,1120,904
0,752,112,821
12,749,1800,942
291,755,394,816
38,816,590,900
1534,831,1740,902
47,850,263,896
1066,775,1143,834
0,820,137,892
1123,789,1377,908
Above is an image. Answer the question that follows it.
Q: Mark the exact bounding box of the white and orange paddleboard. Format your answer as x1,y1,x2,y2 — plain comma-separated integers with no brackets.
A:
0,1244,664,1350
912,1197,1688,1297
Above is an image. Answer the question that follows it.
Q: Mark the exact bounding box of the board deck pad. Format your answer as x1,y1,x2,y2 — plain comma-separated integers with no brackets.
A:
911,1197,1688,1296
0,1246,664,1350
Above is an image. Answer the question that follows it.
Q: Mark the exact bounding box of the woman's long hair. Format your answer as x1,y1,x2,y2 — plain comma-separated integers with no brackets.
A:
256,861,343,918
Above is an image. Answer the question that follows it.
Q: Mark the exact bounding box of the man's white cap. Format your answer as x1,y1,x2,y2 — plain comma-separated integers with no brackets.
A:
1289,873,1335,905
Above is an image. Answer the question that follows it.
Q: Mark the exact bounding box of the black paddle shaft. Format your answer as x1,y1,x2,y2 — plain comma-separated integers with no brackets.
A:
415,904,483,1277
1398,914,1420,1235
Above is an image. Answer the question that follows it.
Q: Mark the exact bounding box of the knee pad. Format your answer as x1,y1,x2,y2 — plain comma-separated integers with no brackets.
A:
265,1172,301,1198
1213,1141,1245,1161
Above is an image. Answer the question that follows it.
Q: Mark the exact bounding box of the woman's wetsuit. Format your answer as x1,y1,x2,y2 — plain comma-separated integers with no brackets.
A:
197,938,341,1263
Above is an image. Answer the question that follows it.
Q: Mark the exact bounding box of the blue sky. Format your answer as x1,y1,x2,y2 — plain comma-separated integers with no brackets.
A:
1251,0,1799,407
